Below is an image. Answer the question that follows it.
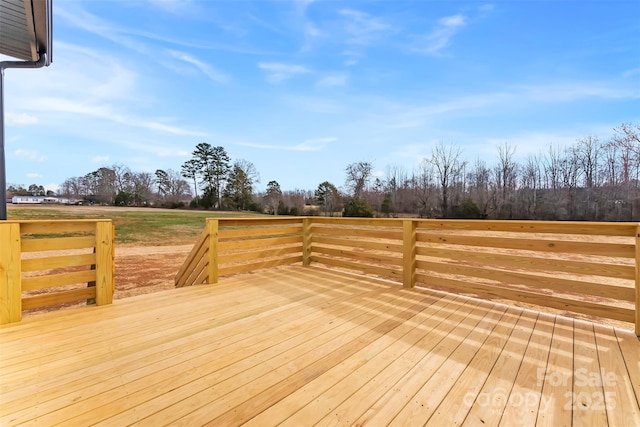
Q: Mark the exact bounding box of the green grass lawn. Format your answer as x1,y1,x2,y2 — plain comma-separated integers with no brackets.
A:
7,206,266,246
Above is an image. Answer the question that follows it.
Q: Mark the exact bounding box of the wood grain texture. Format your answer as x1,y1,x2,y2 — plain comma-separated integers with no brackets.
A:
1,266,637,425
20,235,96,252
0,223,22,324
21,270,97,291
95,221,114,305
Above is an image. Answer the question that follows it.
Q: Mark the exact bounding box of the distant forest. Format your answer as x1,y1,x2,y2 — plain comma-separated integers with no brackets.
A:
8,122,640,221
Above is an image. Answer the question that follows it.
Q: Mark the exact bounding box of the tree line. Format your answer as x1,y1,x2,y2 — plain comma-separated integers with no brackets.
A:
337,123,640,221
7,122,639,221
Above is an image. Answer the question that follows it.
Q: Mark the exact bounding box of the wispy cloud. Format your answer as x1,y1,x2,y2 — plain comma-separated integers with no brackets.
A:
26,173,43,178
29,97,207,137
56,5,148,54
339,9,392,45
6,112,38,126
14,149,46,162
258,62,310,84
342,50,363,66
622,66,640,78
316,73,349,88
239,137,336,151
412,14,467,55
168,50,229,83
147,0,194,14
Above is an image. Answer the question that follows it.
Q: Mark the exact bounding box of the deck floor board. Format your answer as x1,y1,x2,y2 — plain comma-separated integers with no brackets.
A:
1,266,638,426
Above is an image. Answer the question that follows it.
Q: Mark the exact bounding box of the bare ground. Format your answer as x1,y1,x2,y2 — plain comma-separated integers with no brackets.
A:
114,245,192,298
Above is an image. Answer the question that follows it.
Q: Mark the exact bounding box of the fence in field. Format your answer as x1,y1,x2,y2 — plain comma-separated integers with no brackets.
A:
0,220,115,324
177,217,640,335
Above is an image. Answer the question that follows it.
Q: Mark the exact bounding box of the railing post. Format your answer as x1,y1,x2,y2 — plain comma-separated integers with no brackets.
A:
635,225,640,337
95,220,115,306
207,219,219,284
403,219,416,288
302,218,312,266
0,222,22,323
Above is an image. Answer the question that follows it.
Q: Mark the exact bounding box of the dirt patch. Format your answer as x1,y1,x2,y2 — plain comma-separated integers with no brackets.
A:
114,245,191,298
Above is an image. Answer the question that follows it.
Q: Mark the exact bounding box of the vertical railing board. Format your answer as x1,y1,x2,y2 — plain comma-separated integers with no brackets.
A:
403,220,416,288
95,221,115,306
0,223,22,324
635,224,640,337
303,218,312,267
207,219,219,284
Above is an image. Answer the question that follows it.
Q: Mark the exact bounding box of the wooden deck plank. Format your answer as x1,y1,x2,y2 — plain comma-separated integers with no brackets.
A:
253,295,475,426
304,297,484,427
134,293,436,425
572,322,608,426
415,306,525,426
498,312,556,426
0,265,637,426
536,315,575,427
1,272,391,422
356,302,512,426
593,324,640,426
614,328,640,405
3,274,398,424
57,289,425,425
462,309,538,425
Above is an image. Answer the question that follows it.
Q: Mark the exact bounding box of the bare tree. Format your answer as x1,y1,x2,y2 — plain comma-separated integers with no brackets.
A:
575,136,600,218
412,159,437,217
520,154,541,219
494,143,518,218
468,158,493,218
560,145,582,219
430,142,465,217
345,161,373,198
130,172,154,206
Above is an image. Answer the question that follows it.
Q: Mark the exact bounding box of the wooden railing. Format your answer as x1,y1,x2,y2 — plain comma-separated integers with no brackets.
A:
175,218,305,287
177,217,640,335
0,220,115,324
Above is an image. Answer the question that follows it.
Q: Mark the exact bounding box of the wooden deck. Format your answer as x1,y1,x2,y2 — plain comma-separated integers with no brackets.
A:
1,266,638,426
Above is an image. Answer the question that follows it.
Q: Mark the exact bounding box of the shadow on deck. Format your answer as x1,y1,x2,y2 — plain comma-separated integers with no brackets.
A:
1,266,639,425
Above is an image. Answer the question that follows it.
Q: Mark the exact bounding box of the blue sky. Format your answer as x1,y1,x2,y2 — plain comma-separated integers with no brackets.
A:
3,0,639,193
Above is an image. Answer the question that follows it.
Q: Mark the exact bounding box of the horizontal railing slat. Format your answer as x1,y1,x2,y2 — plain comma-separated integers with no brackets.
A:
22,270,97,291
308,217,404,227
416,260,635,302
218,235,303,251
19,221,98,235
218,255,303,276
21,253,96,272
219,225,302,239
22,287,97,311
312,245,402,267
312,235,403,253
219,245,302,265
20,236,96,252
416,233,635,258
311,226,402,241
218,218,304,227
416,246,635,280
416,220,637,236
